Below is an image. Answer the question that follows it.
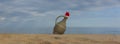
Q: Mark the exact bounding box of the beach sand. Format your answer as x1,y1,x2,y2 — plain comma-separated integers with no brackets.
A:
0,34,120,44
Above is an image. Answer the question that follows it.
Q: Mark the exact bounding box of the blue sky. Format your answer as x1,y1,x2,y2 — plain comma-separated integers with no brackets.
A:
0,0,120,30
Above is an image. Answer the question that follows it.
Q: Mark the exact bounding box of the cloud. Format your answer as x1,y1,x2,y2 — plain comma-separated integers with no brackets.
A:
1,0,120,16
0,16,5,22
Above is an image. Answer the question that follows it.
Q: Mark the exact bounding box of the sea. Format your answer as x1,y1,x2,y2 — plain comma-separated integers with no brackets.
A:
0,27,120,34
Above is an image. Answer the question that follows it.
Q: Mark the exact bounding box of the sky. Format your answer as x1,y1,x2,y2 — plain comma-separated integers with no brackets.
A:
0,0,120,30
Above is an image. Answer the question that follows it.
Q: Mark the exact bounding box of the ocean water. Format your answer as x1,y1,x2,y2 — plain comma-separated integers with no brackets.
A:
0,27,120,34
66,27,120,34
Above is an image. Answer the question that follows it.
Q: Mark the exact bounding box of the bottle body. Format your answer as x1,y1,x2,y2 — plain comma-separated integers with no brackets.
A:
53,21,66,34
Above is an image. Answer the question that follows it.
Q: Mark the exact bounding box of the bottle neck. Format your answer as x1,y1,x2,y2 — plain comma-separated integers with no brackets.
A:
55,15,68,24
62,17,68,22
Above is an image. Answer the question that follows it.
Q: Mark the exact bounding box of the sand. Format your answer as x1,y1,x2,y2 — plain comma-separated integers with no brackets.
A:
0,34,120,44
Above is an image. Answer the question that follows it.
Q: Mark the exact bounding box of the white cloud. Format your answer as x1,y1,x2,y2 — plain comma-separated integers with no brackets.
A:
1,0,120,16
0,16,5,22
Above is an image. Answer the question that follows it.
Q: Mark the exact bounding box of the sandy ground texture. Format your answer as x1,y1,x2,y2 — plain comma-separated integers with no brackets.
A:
0,34,120,44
